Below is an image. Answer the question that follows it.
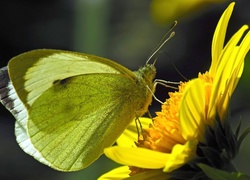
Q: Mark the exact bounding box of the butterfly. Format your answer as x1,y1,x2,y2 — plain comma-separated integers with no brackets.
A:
0,23,176,172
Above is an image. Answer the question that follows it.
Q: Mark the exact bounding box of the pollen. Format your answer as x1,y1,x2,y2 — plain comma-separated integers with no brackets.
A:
136,82,187,153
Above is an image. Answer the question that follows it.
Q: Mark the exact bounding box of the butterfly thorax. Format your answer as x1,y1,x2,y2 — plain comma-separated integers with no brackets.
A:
134,64,156,89
133,64,156,116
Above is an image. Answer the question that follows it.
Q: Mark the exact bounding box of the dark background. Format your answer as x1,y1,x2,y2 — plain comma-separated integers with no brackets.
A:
0,0,250,179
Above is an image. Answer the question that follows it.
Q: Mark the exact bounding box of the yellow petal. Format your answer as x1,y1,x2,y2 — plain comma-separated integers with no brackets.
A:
230,30,250,82
215,25,248,81
218,31,250,118
116,118,152,147
104,146,169,169
163,140,198,172
210,2,235,76
179,79,206,140
225,31,250,95
208,25,249,120
98,166,130,180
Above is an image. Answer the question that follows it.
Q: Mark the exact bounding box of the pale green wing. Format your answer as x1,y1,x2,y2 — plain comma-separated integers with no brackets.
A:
8,49,134,107
27,73,147,171
0,49,156,171
3,49,136,170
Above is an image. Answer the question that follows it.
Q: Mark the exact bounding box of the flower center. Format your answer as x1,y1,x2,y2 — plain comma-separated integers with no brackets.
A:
136,82,188,153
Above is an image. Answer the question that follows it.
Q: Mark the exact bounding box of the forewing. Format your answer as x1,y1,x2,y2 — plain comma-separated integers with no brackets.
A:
8,49,134,107
24,73,141,171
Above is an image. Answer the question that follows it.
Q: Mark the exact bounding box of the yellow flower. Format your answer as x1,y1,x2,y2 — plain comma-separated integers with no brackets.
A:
99,2,250,179
181,2,250,141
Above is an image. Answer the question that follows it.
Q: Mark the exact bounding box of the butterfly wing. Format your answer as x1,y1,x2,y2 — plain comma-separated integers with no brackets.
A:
0,49,153,171
1,66,54,167
7,49,134,107
27,73,146,171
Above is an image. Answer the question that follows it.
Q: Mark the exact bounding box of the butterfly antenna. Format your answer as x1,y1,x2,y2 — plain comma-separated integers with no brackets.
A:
146,21,177,65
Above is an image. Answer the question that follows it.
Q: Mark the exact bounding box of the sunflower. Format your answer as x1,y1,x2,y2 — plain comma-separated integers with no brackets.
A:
99,2,250,179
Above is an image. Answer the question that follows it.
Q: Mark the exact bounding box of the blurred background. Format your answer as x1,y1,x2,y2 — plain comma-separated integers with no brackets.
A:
0,0,250,179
